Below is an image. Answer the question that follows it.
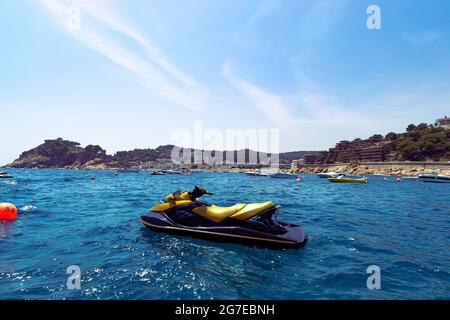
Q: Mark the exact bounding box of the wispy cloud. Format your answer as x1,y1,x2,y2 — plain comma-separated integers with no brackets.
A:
222,62,296,127
290,71,369,124
246,0,280,27
38,0,207,110
298,0,350,42
403,30,444,45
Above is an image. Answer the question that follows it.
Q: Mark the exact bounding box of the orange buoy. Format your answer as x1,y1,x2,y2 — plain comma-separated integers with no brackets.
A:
0,203,18,221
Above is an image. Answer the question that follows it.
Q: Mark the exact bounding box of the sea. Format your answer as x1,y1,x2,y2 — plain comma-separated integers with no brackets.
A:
0,169,449,299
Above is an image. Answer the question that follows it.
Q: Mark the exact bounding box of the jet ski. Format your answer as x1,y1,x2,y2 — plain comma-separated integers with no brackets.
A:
140,186,307,248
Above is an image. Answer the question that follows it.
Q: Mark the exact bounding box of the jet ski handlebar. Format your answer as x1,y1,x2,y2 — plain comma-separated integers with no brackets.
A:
163,186,213,202
190,186,213,199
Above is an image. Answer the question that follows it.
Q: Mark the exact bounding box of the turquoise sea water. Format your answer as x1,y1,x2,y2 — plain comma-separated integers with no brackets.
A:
0,169,449,299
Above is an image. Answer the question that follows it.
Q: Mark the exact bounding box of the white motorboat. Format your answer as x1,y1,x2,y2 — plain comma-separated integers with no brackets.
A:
269,172,298,179
317,172,343,178
162,170,183,175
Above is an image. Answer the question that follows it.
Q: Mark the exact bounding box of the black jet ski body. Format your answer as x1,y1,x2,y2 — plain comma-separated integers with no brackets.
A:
140,187,307,248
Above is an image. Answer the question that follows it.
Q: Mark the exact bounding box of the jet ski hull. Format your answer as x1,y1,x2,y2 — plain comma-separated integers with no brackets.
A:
140,212,307,248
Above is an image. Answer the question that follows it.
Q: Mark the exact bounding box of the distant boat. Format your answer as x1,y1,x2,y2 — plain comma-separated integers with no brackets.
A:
418,174,450,183
328,176,367,184
151,171,165,175
269,172,298,179
317,172,343,178
0,172,13,179
162,169,183,175
245,171,265,176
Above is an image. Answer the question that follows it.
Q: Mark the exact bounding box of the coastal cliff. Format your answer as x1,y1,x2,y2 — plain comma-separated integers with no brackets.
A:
5,138,319,170
5,138,178,169
7,138,117,169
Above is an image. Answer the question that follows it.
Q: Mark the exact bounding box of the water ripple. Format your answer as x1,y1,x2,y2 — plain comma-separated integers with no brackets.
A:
0,169,449,299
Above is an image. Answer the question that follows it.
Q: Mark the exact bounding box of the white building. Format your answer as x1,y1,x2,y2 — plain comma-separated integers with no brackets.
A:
436,116,450,129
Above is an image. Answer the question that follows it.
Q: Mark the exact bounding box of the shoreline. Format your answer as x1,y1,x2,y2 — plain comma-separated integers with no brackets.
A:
292,162,450,177
3,161,450,177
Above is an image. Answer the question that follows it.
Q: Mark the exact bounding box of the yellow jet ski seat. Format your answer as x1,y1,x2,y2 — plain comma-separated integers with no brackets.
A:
193,201,274,223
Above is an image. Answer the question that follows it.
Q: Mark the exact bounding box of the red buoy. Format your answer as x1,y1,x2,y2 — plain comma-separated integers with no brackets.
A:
396,178,401,183
0,203,18,221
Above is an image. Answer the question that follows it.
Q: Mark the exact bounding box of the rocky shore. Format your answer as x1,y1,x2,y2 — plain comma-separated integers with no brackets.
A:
293,163,450,176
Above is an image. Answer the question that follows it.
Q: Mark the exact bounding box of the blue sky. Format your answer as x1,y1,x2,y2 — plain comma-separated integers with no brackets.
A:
1,0,449,165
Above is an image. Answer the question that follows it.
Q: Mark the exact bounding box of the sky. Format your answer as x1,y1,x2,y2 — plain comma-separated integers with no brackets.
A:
1,0,450,165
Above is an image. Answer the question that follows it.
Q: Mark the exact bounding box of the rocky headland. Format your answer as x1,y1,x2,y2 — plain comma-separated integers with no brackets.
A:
4,138,319,170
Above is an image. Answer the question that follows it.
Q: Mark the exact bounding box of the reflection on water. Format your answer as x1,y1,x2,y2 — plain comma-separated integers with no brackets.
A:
0,221,12,238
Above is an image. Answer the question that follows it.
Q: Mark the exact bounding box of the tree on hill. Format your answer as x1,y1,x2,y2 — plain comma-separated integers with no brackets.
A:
369,134,383,142
393,123,449,161
385,132,397,141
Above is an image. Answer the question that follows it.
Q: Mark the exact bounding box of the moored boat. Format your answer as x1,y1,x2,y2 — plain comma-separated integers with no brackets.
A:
317,172,343,178
245,170,268,177
0,172,13,179
269,172,298,179
418,174,450,183
162,169,183,175
328,176,367,184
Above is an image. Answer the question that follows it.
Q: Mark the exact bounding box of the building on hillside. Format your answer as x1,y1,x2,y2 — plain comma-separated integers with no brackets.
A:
315,138,393,165
359,142,392,162
291,159,303,171
436,116,450,129
303,152,327,164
